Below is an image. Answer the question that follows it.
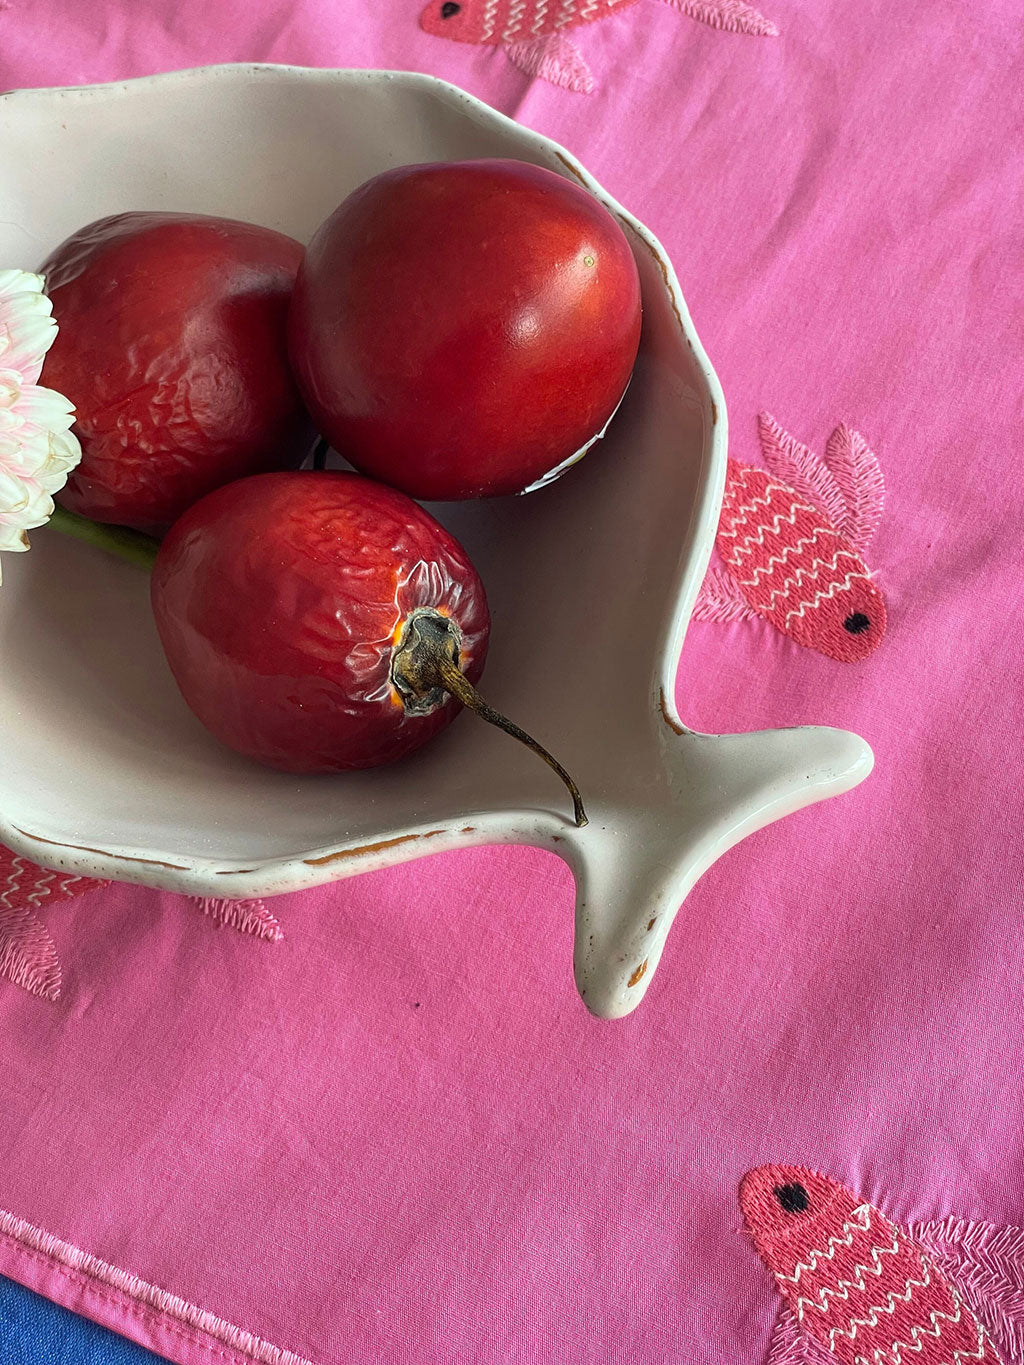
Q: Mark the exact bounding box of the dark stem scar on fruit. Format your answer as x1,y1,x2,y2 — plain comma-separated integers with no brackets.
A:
391,610,588,829
627,959,648,987
658,687,686,736
304,831,445,867
12,827,188,870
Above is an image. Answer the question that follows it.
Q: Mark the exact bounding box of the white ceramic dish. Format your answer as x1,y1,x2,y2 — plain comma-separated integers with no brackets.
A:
0,65,873,1018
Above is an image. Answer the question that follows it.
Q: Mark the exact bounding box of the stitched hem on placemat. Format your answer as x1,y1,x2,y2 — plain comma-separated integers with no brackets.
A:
0,1206,315,1365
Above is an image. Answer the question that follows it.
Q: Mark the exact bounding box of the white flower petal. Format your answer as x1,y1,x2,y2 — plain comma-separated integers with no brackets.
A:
0,276,56,383
44,427,82,476
22,490,56,529
0,318,58,385
0,368,21,408
0,466,32,512
0,434,50,479
0,522,31,552
11,383,76,431
0,270,79,582
0,270,45,296
0,476,53,526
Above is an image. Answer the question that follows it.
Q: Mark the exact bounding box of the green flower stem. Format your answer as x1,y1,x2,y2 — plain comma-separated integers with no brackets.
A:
48,504,160,572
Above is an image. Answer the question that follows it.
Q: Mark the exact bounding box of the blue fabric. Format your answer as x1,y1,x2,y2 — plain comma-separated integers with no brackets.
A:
0,1274,168,1363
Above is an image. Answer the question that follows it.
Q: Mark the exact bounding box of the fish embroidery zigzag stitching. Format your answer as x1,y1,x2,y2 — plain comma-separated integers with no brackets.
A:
867,1301,988,1365
718,493,801,551
0,845,117,1001
481,0,501,39
1,854,25,908
725,472,883,653
794,1229,904,1317
0,849,109,910
733,525,845,583
821,1259,932,1338
737,535,857,595
849,1295,984,1365
1,855,60,910
742,1168,1000,1365
719,465,789,524
779,1207,875,1284
784,567,875,626
13,864,54,907
502,0,528,38
749,555,867,618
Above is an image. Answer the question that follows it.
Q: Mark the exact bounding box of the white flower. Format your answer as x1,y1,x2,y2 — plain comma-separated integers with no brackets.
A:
0,269,81,584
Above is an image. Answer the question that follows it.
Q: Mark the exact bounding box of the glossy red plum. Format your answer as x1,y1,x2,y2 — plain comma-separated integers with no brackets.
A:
288,159,642,500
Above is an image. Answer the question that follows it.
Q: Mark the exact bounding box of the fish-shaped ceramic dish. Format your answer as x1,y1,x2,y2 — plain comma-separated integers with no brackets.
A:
0,65,873,1019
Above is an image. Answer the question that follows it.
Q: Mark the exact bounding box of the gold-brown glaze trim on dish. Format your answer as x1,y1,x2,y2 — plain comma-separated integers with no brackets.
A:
551,150,589,187
13,827,189,871
621,224,686,334
658,687,686,736
303,830,446,866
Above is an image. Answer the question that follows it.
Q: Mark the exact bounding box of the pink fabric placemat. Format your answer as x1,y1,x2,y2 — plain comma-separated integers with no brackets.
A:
2,3,1023,1363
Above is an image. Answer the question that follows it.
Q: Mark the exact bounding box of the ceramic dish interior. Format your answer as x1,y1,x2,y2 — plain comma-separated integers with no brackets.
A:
0,65,873,1017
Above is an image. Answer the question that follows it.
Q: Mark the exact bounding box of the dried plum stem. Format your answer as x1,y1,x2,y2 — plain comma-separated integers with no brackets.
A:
393,612,587,828
436,656,588,828
48,505,160,571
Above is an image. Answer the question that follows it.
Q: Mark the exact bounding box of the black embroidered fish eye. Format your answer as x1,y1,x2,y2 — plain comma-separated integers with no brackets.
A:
843,612,871,635
774,1183,810,1213
441,2,461,16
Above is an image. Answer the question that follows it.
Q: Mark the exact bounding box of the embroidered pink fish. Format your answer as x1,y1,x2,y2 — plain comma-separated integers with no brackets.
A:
0,844,109,1000
741,1166,1002,1365
694,414,887,663
195,896,283,942
420,0,778,94
0,842,281,1000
